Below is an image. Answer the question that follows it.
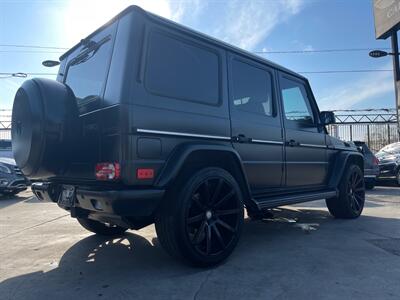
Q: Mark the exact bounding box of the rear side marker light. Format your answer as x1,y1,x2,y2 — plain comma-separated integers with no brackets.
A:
137,168,154,180
95,163,121,181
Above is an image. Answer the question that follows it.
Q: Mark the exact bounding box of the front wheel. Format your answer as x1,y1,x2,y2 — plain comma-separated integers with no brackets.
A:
326,164,365,219
77,218,127,236
155,167,244,267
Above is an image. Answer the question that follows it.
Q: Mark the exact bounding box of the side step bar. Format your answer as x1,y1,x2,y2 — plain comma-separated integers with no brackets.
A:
253,189,337,210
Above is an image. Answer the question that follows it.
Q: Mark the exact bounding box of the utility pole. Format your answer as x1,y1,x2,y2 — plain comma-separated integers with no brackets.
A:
391,32,400,137
373,0,400,139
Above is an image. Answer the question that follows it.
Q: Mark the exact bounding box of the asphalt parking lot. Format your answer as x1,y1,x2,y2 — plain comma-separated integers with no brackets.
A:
0,186,399,300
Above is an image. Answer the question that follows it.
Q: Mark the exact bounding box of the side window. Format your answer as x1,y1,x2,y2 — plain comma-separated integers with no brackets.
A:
280,77,314,125
145,31,220,105
231,59,273,116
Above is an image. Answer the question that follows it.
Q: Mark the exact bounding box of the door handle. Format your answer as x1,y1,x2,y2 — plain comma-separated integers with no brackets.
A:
233,134,252,143
286,139,299,147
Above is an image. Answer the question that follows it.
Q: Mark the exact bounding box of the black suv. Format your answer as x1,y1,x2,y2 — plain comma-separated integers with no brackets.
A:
0,140,29,195
353,141,379,190
12,6,364,266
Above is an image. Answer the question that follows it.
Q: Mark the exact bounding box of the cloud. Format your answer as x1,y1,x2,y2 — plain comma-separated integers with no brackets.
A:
170,0,206,23
62,0,174,45
60,0,305,50
318,64,394,110
211,0,305,50
164,0,305,51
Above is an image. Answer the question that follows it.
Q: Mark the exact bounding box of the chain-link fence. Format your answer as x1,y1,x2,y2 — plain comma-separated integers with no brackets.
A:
327,109,399,153
0,109,11,140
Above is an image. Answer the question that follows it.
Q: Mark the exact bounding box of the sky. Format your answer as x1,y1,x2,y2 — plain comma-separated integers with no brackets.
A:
0,0,397,111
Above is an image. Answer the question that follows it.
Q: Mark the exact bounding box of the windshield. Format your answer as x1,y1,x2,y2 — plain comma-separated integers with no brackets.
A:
64,24,115,106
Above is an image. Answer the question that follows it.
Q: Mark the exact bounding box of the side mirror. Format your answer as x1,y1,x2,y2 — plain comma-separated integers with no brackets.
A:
320,111,336,125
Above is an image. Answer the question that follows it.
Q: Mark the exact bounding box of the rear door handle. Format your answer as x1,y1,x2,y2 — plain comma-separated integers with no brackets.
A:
286,139,299,147
233,134,252,143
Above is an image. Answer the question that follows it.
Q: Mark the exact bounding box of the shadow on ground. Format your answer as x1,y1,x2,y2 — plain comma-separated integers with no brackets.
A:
0,192,34,209
1,207,399,299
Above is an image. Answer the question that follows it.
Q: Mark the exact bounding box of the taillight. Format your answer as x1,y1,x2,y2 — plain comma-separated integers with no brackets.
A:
373,157,379,166
137,168,154,180
95,163,121,181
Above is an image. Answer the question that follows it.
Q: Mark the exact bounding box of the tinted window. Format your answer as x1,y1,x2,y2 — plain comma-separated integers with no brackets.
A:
231,60,273,116
65,35,113,105
281,78,314,124
145,31,220,105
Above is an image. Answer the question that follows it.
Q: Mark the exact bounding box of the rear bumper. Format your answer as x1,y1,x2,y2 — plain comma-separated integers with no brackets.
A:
32,182,165,217
75,188,165,217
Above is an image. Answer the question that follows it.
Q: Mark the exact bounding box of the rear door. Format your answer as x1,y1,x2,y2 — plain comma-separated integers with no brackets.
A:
228,54,284,192
62,23,117,178
278,72,328,187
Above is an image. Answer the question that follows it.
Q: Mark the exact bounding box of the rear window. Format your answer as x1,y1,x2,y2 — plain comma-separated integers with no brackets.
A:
145,31,220,105
65,26,115,105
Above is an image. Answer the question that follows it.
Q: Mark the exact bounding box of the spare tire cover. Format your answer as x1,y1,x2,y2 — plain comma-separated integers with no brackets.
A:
12,78,79,179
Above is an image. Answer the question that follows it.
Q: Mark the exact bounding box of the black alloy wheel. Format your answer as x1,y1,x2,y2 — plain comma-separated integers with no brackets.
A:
326,164,365,219
155,167,244,266
346,170,365,215
185,176,242,257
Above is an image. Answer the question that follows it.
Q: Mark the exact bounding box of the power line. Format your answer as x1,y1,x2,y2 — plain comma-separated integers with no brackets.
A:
0,72,57,76
0,50,64,54
254,48,392,54
0,44,68,50
0,44,392,55
300,69,393,74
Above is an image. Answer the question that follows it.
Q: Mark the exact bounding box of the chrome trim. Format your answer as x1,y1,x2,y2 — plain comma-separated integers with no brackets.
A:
136,128,231,141
251,139,284,145
364,175,377,178
79,103,120,117
299,143,327,149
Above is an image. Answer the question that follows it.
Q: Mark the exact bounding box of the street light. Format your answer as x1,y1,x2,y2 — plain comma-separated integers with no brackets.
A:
369,49,400,57
0,72,27,79
11,72,27,78
42,60,60,67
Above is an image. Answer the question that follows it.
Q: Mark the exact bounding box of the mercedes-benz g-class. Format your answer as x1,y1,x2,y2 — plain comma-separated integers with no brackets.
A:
12,6,364,266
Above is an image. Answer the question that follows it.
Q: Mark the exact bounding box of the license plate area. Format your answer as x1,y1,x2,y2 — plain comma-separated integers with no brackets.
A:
58,185,75,208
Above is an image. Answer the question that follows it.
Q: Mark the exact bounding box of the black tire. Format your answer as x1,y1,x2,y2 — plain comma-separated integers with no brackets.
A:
396,169,400,186
155,167,244,267
77,218,127,236
365,182,375,190
326,164,365,219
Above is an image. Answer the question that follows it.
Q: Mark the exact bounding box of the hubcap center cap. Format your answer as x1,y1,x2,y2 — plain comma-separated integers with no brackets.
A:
205,210,213,220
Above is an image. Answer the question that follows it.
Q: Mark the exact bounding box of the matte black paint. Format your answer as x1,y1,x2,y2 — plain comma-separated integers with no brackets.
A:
15,6,363,228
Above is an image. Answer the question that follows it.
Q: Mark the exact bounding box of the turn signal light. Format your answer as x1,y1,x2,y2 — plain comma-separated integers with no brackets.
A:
373,157,379,166
95,163,121,180
137,168,154,180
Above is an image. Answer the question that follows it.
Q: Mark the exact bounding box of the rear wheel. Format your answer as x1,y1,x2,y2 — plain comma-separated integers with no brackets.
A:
77,218,127,236
326,164,365,219
155,167,244,267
